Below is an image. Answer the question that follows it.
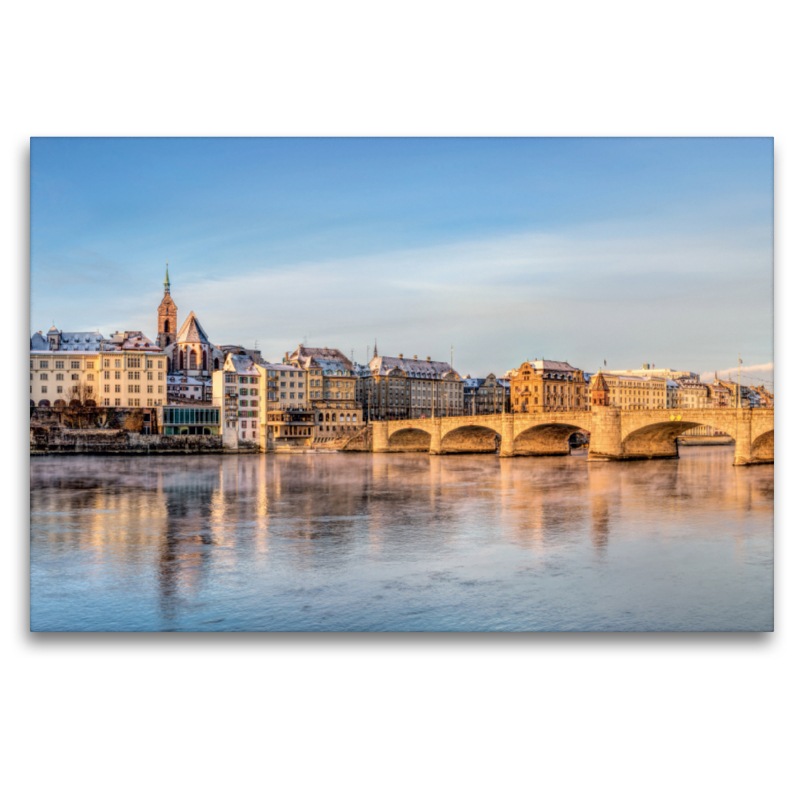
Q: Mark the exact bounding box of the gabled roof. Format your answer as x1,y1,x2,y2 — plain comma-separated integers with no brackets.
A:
177,312,212,345
289,346,354,371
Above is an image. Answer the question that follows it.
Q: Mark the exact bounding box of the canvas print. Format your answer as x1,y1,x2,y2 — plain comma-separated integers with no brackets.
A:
29,137,774,632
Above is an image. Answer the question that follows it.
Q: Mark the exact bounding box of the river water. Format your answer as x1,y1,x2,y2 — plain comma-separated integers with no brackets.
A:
29,447,773,632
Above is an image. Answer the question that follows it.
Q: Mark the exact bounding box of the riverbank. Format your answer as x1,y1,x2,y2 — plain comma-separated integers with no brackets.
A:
677,435,735,446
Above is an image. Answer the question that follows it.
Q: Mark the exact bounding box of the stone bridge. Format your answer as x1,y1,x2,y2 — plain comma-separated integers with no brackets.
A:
371,407,773,466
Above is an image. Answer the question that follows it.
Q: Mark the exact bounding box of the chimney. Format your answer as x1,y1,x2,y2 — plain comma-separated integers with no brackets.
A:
426,356,431,361
399,353,403,358
413,355,417,360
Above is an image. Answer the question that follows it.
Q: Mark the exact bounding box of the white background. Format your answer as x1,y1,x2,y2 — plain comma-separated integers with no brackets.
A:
3,2,796,798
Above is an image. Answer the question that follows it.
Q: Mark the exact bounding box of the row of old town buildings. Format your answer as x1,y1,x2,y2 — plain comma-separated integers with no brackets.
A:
30,269,774,448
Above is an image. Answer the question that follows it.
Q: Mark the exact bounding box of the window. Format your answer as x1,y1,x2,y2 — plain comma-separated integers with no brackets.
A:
131,398,140,407
55,361,64,369
87,361,94,369
115,371,121,380
70,361,79,369
41,386,47,393
147,398,153,407
41,373,48,381
146,360,153,369
103,398,110,406
158,386,163,394
158,372,164,381
147,385,153,393
87,374,94,381
56,373,63,381
115,359,121,368
281,393,286,399
104,359,110,368
40,361,49,368
57,386,63,394
127,357,141,369
115,398,121,406
147,372,153,381
115,385,121,393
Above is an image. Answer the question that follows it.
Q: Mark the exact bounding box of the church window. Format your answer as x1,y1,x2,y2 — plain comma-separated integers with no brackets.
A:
164,320,170,333
190,351,197,370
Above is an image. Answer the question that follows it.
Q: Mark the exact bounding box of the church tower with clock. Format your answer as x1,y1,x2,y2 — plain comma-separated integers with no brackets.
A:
157,263,178,350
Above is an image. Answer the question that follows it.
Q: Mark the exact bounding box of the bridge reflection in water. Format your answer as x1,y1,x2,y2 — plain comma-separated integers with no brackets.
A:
369,407,774,466
30,449,773,631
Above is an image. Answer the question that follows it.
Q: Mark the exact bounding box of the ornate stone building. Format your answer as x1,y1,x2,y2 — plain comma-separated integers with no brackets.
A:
508,359,585,413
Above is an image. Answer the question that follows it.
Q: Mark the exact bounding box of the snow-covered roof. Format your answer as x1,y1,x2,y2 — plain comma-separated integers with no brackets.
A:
225,354,260,376
368,355,459,380
176,312,213,345
289,346,354,371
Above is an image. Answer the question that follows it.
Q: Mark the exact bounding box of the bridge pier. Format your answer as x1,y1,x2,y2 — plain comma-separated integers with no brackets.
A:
373,421,390,453
587,406,623,461
429,418,443,455
499,415,515,458
734,410,754,466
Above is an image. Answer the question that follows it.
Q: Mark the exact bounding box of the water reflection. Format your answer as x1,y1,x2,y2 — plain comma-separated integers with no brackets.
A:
30,447,773,632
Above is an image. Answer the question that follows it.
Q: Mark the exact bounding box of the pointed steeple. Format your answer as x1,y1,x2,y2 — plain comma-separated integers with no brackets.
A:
373,339,378,358
164,261,171,293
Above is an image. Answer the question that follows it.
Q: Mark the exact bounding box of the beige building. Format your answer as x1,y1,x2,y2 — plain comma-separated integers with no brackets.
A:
286,346,363,438
30,345,167,410
30,351,101,408
508,360,585,413
259,362,314,447
675,379,711,409
598,373,667,410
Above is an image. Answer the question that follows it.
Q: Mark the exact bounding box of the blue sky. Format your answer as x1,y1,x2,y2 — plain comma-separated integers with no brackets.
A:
30,137,773,382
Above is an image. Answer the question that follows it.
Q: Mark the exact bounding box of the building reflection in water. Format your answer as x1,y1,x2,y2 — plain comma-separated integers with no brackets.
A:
30,446,773,631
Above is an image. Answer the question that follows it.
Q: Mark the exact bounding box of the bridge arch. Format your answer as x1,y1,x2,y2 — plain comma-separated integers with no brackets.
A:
514,422,586,456
621,418,736,460
440,424,500,454
751,430,774,463
387,426,431,452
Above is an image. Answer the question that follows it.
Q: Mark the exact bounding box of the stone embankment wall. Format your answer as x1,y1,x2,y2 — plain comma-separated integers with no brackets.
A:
31,427,224,455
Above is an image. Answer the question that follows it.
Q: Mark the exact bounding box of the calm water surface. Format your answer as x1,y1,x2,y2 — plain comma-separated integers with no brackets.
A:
30,448,773,631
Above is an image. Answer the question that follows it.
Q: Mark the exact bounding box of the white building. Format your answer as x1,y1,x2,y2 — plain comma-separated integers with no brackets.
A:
212,353,261,442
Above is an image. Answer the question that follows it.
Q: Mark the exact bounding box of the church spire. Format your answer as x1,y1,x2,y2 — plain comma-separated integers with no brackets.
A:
164,261,171,293
373,339,378,358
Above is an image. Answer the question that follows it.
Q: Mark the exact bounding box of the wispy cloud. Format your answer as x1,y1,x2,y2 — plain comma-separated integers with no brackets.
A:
698,363,774,386
52,222,766,377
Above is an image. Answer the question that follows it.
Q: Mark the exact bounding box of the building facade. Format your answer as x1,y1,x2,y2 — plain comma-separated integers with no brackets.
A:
212,353,261,442
286,346,363,437
30,348,167,409
462,373,505,415
587,372,667,410
508,360,585,413
356,354,463,420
